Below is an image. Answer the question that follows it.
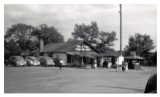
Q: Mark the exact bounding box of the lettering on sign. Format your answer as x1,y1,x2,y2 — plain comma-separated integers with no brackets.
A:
75,45,91,51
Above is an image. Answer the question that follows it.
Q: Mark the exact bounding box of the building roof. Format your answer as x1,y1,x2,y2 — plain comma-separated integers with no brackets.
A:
66,52,95,58
42,40,100,53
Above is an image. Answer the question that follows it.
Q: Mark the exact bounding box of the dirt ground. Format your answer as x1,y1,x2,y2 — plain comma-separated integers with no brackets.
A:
4,66,156,93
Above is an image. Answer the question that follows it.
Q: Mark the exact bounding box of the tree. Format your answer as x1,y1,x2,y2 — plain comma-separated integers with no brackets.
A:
32,24,64,45
72,22,99,45
4,23,37,56
124,33,155,57
4,39,21,59
71,21,117,52
152,51,157,66
97,31,117,52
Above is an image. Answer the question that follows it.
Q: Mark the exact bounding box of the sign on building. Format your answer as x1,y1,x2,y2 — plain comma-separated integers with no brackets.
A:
75,45,91,51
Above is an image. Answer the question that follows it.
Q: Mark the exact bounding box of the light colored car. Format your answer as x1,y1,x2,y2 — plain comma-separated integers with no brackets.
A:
8,56,26,66
25,56,40,66
39,56,55,66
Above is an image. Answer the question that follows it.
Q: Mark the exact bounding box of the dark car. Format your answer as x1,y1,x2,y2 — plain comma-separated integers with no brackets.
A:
8,56,26,66
39,56,55,66
144,73,157,93
25,56,40,66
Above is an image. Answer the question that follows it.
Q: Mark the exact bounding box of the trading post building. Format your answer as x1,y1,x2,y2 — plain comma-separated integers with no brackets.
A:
41,41,99,67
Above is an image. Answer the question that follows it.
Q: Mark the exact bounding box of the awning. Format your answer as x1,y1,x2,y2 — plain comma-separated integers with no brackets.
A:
90,53,118,57
66,52,118,58
66,52,95,58
125,55,144,60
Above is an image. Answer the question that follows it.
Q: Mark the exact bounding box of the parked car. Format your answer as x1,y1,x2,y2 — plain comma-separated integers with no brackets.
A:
25,56,40,66
54,58,65,67
144,73,157,93
8,56,26,66
39,56,55,66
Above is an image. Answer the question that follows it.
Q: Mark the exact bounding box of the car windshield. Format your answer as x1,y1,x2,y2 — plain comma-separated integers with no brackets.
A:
14,56,24,61
27,57,37,61
46,57,52,60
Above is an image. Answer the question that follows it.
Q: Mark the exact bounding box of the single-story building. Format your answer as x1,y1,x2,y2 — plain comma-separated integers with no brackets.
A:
91,51,118,67
41,40,100,66
125,55,144,69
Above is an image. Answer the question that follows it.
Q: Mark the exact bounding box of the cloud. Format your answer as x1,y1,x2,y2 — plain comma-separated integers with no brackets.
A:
4,4,157,51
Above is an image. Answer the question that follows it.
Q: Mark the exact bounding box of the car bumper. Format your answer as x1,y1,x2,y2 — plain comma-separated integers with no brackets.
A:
16,63,26,66
31,63,40,66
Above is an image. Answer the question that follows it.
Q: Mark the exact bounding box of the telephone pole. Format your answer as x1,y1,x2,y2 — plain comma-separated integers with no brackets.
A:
119,4,122,56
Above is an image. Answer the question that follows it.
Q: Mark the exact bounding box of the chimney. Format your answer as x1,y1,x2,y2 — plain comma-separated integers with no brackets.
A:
40,39,44,53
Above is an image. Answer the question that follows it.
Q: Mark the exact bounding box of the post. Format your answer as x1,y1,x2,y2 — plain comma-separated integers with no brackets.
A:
81,43,83,68
116,4,124,72
119,4,122,56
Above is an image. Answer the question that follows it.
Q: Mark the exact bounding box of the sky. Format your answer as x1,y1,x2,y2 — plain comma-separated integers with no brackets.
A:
4,4,157,51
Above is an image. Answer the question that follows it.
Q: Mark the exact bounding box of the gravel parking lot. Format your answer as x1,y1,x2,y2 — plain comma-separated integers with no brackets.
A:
4,66,156,93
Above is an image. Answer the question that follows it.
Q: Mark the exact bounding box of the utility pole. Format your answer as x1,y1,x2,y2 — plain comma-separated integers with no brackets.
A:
116,4,124,70
119,4,122,56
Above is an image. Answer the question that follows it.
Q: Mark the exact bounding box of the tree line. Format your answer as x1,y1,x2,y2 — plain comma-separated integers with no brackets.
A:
4,22,157,66
4,23,64,59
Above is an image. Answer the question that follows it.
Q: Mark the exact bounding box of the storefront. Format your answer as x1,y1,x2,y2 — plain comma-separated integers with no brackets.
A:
41,40,99,67
125,55,144,69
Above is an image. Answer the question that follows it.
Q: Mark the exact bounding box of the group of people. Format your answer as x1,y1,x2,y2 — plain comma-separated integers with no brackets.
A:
81,58,97,69
116,60,128,72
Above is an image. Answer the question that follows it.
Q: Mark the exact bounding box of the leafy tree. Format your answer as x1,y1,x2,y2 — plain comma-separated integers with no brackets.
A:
71,21,117,52
97,31,117,52
124,33,155,57
4,23,37,56
4,39,21,59
32,24,64,45
67,38,74,42
72,22,99,45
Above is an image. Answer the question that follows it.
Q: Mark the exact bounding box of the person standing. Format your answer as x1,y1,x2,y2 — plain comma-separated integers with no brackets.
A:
93,59,97,69
103,59,108,68
59,59,62,69
122,61,126,72
124,60,128,70
116,60,120,71
59,62,62,69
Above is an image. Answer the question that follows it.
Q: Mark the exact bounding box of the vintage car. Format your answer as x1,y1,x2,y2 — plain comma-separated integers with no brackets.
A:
8,56,26,66
39,56,55,66
25,56,40,66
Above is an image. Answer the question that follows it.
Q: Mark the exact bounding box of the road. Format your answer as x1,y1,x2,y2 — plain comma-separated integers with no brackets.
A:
4,66,156,93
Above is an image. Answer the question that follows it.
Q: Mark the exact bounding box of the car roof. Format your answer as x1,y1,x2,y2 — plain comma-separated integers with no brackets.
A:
11,56,23,58
26,56,37,58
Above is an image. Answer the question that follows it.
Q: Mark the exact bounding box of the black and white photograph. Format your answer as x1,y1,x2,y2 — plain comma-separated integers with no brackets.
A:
3,1,157,94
